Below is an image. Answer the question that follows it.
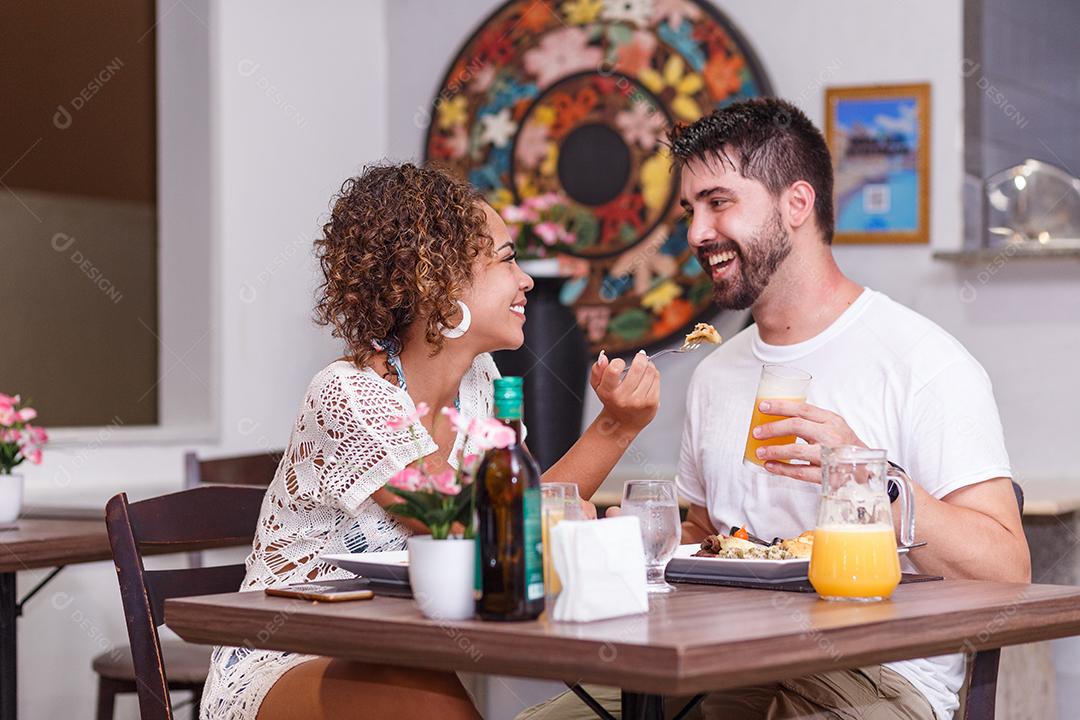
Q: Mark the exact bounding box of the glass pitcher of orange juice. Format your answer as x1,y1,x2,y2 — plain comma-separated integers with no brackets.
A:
809,446,915,602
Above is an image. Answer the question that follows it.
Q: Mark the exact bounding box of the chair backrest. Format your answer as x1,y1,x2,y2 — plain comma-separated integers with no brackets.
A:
183,449,283,488
106,486,266,720
961,480,1025,720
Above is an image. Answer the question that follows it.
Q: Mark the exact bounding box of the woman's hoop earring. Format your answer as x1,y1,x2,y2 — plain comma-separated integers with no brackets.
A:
440,300,472,339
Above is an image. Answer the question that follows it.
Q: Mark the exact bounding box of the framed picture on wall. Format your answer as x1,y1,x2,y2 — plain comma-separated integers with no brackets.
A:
825,83,930,244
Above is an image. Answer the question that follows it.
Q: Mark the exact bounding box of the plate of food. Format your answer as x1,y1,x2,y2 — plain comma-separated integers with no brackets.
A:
321,550,410,586
666,530,919,584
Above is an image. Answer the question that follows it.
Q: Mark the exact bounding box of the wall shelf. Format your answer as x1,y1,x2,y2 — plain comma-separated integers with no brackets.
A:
933,245,1080,264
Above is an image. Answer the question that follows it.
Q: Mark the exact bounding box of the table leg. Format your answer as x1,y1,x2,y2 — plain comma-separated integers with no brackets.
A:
621,691,664,720
0,572,15,720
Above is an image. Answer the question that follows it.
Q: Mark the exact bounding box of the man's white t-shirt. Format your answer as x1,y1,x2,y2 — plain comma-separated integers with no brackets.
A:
677,288,1012,720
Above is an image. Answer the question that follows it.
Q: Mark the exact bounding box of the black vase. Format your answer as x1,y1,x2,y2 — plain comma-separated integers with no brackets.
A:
494,274,588,472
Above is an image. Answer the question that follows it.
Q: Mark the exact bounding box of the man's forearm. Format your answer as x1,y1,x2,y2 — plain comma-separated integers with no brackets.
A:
541,410,639,500
901,480,1031,583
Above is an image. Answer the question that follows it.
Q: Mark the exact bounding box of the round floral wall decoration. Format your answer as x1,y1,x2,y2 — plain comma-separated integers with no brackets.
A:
425,0,772,354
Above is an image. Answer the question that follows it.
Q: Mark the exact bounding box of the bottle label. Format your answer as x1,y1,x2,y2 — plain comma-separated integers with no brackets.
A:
474,533,482,597
522,486,544,601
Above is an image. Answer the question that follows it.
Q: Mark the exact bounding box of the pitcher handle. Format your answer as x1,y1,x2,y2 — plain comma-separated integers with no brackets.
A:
887,466,916,547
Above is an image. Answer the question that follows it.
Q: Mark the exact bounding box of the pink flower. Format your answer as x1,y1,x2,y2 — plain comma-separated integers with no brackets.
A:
386,401,430,431
472,417,517,451
25,425,47,445
522,27,604,87
430,470,461,496
387,467,425,492
441,406,473,436
0,394,20,409
21,447,42,465
523,193,561,211
0,407,14,428
501,204,539,224
534,222,563,246
0,429,21,444
16,407,36,423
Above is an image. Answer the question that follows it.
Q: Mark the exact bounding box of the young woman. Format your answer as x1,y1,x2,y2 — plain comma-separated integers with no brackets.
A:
200,163,661,720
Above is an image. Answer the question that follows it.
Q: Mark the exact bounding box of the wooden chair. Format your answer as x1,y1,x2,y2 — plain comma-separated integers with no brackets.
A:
960,479,1025,720
94,452,281,719
103,486,266,720
182,450,283,489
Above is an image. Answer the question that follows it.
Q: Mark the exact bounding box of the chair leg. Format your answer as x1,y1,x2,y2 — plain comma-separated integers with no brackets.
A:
191,684,203,720
95,677,123,720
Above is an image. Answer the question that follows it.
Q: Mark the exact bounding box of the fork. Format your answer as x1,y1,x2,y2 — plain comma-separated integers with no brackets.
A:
619,340,703,377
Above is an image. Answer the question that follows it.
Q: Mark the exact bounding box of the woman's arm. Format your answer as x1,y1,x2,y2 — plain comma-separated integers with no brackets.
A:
542,351,660,499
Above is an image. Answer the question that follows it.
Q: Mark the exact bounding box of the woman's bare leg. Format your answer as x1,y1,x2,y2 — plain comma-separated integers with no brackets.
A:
256,658,482,720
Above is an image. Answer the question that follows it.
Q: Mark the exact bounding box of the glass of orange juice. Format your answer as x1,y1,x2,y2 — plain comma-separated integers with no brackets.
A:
743,365,813,471
809,446,915,602
540,483,583,605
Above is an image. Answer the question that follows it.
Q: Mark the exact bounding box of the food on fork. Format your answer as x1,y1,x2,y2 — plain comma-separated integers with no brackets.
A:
684,322,722,346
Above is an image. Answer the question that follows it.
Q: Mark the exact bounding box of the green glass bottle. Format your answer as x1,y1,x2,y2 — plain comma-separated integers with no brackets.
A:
475,377,545,621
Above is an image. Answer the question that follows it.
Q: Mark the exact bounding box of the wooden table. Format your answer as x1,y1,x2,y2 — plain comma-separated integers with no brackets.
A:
166,579,1080,718
0,512,132,720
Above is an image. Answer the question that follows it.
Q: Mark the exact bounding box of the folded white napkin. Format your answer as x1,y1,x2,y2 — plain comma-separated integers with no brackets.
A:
550,515,649,622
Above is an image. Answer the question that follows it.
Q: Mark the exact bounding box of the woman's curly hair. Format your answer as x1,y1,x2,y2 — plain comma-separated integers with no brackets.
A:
314,162,492,371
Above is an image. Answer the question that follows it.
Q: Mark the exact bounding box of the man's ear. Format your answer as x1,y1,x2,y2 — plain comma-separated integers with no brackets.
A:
782,180,817,232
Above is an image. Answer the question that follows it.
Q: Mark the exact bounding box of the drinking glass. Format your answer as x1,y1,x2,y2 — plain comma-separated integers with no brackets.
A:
540,482,584,604
743,364,813,471
621,480,681,594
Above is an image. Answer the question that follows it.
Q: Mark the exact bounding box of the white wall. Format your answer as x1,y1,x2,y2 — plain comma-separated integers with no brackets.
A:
16,2,389,718
388,0,1080,495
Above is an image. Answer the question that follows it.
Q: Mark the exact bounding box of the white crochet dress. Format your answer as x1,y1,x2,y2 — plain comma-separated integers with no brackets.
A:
200,354,501,720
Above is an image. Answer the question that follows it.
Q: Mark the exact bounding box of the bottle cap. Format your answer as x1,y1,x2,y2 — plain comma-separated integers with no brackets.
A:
493,377,524,420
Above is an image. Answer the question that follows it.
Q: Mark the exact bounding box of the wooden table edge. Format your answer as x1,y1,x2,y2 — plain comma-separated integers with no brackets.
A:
166,584,1080,696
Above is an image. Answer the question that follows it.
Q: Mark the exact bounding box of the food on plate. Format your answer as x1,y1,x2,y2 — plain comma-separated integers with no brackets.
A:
692,528,816,560
778,531,815,558
685,322,722,346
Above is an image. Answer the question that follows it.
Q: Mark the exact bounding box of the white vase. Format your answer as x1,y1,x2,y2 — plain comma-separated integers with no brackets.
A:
407,536,475,621
0,473,23,524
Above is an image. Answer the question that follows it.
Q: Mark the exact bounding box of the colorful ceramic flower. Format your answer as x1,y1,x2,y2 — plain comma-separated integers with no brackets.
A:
613,30,657,76
639,54,703,121
436,95,468,129
658,17,706,70
562,0,603,24
641,278,683,313
471,63,497,93
480,108,518,147
522,27,604,87
614,101,668,151
601,0,654,28
515,120,551,170
650,0,701,30
703,53,744,101
640,149,673,212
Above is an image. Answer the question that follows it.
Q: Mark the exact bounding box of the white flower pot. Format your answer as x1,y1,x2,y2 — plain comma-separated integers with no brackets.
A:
0,474,23,525
407,536,475,621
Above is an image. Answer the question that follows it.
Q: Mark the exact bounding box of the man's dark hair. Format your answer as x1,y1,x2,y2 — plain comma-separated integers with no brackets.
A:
668,98,835,244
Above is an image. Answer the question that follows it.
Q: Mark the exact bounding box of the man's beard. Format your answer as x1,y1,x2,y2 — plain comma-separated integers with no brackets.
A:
697,209,791,310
